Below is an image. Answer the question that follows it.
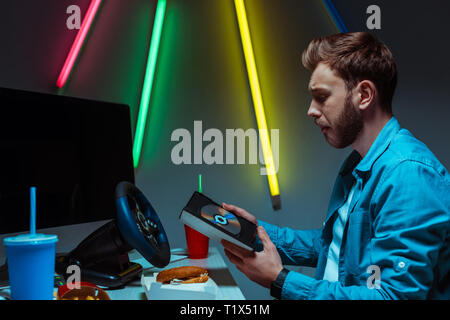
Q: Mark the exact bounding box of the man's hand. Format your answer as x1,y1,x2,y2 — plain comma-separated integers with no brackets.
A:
222,202,258,241
221,226,283,289
222,202,258,226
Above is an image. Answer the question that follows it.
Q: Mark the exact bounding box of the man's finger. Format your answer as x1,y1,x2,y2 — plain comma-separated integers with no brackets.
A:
257,226,274,250
222,203,247,217
224,248,243,267
221,239,253,260
223,203,256,224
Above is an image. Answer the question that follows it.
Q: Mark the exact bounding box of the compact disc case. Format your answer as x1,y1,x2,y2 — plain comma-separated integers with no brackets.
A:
179,192,256,251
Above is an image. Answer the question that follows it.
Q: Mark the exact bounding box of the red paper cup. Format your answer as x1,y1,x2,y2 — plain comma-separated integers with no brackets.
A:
184,225,209,259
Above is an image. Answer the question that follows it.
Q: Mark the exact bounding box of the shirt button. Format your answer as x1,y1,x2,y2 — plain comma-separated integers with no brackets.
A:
398,261,406,269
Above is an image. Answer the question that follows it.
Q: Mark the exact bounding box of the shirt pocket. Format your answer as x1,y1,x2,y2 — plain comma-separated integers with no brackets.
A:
343,210,372,276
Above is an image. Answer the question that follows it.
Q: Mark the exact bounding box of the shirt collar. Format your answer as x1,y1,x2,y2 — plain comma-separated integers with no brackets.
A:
340,116,400,179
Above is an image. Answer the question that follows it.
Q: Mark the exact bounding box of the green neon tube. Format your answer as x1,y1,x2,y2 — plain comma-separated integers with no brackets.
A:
133,0,167,168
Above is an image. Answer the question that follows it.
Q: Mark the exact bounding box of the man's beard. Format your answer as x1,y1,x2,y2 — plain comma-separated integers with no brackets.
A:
327,93,363,149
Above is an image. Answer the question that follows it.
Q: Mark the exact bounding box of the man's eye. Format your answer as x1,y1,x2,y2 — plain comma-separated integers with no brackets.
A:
315,96,327,103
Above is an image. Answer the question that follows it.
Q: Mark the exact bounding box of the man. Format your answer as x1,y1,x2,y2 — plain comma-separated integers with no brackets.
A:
221,32,449,299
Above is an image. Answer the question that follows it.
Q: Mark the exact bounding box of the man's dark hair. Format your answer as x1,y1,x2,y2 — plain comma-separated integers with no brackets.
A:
302,32,397,113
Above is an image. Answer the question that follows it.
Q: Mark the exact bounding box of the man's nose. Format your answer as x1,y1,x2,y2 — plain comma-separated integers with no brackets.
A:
307,102,321,119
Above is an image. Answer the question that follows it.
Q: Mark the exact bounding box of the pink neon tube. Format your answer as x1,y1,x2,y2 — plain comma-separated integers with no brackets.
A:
56,0,102,88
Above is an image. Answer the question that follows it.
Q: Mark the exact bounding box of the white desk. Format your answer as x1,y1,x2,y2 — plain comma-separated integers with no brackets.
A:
107,246,245,300
0,247,244,300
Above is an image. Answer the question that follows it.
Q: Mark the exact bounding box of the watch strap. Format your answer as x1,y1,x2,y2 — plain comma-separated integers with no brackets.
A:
270,267,290,299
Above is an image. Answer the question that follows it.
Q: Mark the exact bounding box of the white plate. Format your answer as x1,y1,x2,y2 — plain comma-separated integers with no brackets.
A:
141,271,219,300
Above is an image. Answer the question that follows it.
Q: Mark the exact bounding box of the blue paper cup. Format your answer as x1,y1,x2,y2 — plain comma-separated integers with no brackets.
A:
4,234,58,300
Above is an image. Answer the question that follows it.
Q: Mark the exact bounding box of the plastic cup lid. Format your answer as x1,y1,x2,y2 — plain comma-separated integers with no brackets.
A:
3,233,58,246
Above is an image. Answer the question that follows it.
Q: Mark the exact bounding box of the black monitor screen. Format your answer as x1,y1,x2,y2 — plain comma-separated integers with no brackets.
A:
0,87,135,234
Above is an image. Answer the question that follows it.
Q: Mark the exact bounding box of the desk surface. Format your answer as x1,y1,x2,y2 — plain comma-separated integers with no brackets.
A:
102,247,244,300
0,247,245,300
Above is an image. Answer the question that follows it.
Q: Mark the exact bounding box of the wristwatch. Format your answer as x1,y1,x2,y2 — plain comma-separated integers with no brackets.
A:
270,268,290,299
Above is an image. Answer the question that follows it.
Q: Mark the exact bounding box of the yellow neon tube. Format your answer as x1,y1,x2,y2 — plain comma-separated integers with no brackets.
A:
234,0,280,209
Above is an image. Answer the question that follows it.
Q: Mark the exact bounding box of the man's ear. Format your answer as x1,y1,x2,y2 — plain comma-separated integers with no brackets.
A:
356,80,377,111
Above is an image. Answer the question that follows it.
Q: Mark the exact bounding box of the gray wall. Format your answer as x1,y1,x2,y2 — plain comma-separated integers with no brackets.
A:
0,0,449,299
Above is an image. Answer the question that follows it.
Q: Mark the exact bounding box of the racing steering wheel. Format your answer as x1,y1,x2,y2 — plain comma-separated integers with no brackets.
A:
115,182,171,268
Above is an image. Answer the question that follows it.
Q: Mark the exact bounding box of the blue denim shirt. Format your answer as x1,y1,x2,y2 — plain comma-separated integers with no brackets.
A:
257,117,450,299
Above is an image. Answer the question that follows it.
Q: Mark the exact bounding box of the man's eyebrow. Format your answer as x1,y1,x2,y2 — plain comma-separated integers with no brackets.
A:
309,86,330,94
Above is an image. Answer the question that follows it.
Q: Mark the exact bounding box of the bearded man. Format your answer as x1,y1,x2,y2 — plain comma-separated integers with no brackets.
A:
221,32,449,300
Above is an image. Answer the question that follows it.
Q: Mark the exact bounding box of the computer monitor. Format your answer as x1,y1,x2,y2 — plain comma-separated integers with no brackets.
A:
0,87,135,234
